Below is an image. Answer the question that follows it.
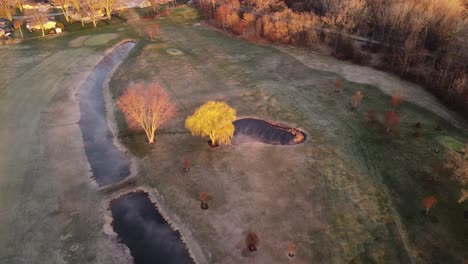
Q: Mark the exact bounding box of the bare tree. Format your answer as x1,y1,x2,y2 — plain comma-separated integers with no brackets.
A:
147,0,172,12
82,0,101,27
70,0,85,27
351,91,363,110
0,0,15,21
51,0,72,22
145,22,159,41
14,0,26,13
98,0,119,19
25,9,49,37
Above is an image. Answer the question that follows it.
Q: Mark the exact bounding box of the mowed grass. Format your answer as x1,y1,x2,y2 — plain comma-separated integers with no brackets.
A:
0,22,138,262
109,7,468,264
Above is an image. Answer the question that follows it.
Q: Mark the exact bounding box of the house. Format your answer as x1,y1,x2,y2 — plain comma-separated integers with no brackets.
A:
122,0,151,8
139,0,152,8
26,20,57,32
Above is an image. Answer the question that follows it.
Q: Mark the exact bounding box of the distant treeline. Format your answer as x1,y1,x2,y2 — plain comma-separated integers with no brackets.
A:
196,0,468,118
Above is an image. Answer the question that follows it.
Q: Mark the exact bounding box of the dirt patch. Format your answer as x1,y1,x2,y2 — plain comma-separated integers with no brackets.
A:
68,36,90,48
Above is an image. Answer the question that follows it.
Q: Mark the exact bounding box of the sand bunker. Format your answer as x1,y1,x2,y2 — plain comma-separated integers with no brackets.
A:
84,33,119,46
166,48,184,55
232,118,306,145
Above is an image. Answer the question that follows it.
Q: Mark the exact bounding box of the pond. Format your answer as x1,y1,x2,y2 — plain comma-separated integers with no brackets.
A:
110,191,194,264
233,118,307,145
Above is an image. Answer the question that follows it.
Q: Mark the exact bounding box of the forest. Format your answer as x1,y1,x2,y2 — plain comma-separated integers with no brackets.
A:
196,0,468,117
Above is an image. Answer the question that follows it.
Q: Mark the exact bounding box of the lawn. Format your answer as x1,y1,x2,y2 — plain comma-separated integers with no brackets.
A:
0,22,138,263
107,6,468,264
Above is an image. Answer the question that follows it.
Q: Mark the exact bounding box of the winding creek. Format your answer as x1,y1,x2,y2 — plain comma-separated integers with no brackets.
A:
78,41,193,264
79,41,134,187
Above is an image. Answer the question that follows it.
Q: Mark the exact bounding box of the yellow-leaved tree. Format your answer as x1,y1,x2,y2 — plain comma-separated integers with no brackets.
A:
185,101,236,146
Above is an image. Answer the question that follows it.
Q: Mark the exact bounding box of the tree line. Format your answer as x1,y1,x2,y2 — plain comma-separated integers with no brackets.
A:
195,0,468,118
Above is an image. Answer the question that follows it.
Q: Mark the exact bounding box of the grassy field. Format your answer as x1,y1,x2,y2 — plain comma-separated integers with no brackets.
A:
108,6,468,264
0,22,138,263
1,5,466,264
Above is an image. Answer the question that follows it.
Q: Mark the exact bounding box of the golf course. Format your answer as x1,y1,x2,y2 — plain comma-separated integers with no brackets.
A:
0,5,466,264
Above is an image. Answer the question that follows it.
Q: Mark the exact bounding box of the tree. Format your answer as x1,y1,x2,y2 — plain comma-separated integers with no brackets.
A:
182,157,191,172
384,111,400,132
147,0,172,12
288,241,295,257
98,0,119,19
446,145,468,203
423,195,437,214
200,192,208,209
145,23,159,41
351,91,363,110
367,109,377,124
70,0,85,27
335,79,342,92
246,232,259,252
82,0,101,27
253,0,286,13
13,19,23,39
25,9,49,37
0,0,14,21
116,83,176,144
51,0,72,22
391,91,403,112
185,101,236,147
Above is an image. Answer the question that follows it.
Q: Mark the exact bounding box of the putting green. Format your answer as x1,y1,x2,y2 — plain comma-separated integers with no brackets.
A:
84,33,119,46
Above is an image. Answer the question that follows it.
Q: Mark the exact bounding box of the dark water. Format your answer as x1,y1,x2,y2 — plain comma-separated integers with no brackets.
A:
110,191,194,264
233,118,307,145
78,42,135,186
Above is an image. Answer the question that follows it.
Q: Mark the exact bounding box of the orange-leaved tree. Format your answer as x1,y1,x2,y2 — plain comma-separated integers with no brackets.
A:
185,101,236,146
145,23,160,41
423,196,438,215
13,20,23,39
335,79,342,92
384,111,400,132
351,91,363,110
117,82,176,144
288,241,295,257
391,91,403,112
